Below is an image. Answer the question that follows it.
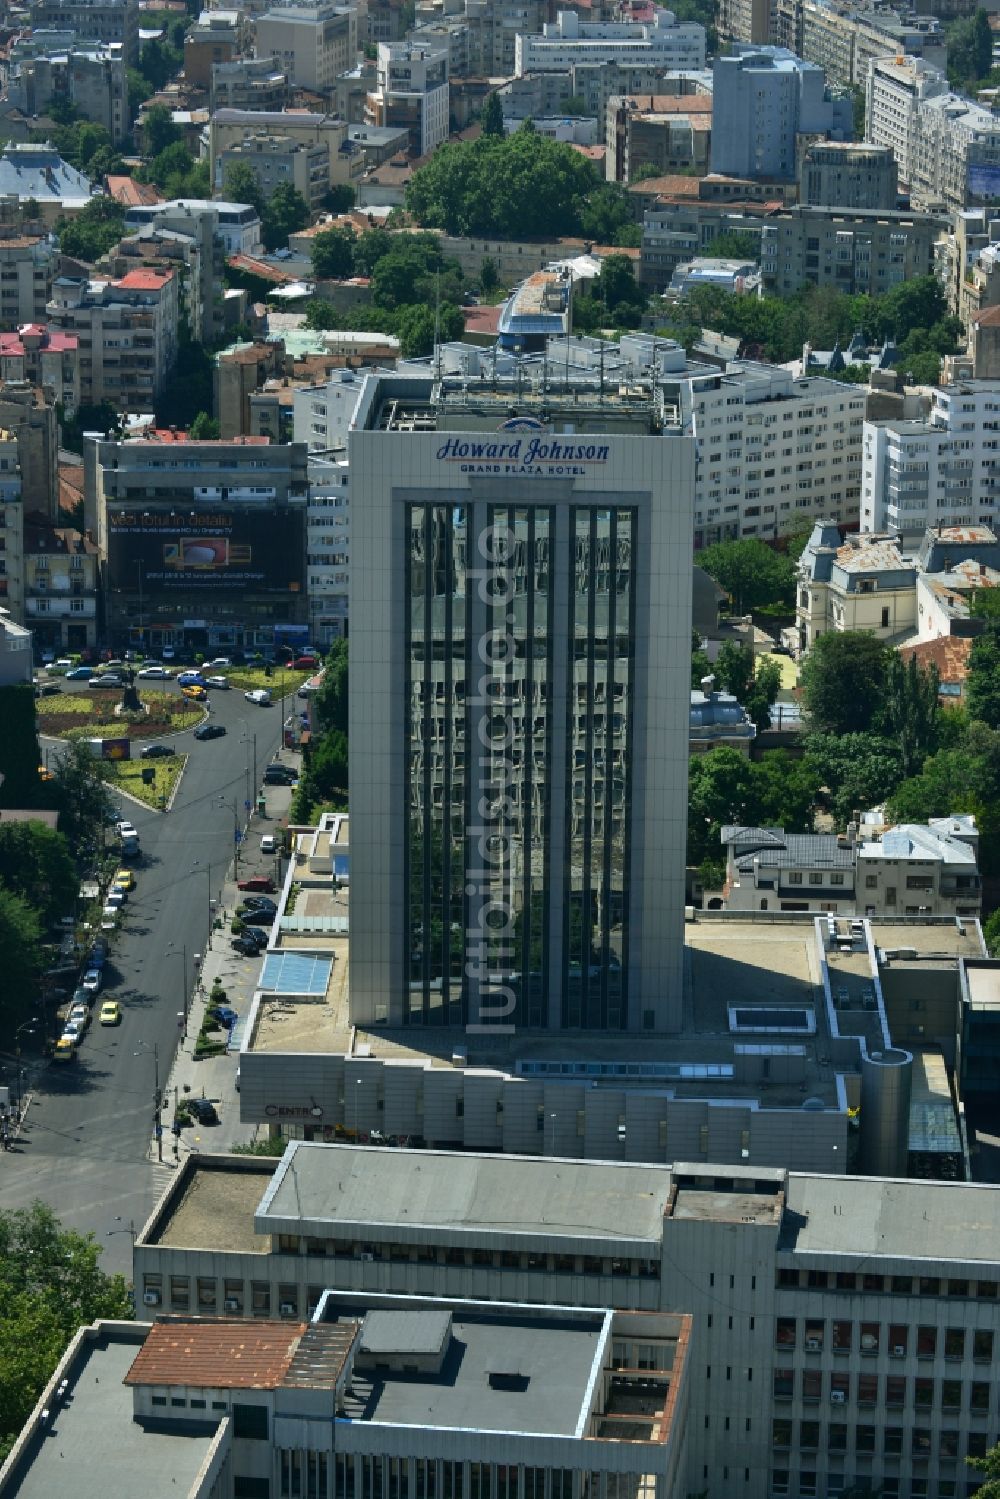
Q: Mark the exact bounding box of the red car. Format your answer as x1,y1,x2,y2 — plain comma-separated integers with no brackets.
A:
237,875,276,893
293,654,318,669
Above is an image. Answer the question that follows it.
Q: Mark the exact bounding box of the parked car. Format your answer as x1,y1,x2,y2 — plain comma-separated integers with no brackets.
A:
33,680,62,697
140,743,174,758
181,684,208,701
87,940,108,967
205,675,230,690
193,722,226,741
161,646,176,660
53,1036,76,1062
232,933,265,956
65,665,93,680
176,671,206,687
137,664,171,679
293,654,318,669
237,875,275,893
116,820,137,839
68,1002,91,1032
187,1097,219,1125
206,657,231,668
241,908,276,927
113,868,135,891
210,1005,239,1029
81,967,102,994
61,1020,84,1047
89,673,124,688
99,1000,122,1025
237,896,276,916
263,765,296,786
51,658,74,673
260,833,277,854
237,924,269,948
244,688,271,705
105,888,125,908
71,986,91,1009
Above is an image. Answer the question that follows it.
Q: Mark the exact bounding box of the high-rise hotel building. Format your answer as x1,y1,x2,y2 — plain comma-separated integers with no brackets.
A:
348,370,695,1034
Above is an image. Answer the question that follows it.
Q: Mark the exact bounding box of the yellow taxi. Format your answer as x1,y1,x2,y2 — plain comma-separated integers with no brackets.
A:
113,868,135,892
53,1036,76,1062
182,684,208,701
99,1000,122,1026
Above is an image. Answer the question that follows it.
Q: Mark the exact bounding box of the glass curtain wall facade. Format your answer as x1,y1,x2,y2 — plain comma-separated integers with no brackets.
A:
404,500,635,1030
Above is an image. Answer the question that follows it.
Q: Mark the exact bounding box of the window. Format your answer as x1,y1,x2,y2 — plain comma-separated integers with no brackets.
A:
233,1403,269,1440
772,1419,792,1449
857,1424,876,1453
942,1380,962,1411
803,1369,822,1403
945,1328,965,1360
800,1421,820,1450
832,1322,852,1352
884,1427,903,1455
916,1326,937,1358
971,1382,990,1412
974,1330,994,1362
886,1376,906,1408
776,1318,796,1348
915,1378,933,1410
858,1374,878,1407
861,1323,880,1354
829,1423,848,1452
889,1326,908,1355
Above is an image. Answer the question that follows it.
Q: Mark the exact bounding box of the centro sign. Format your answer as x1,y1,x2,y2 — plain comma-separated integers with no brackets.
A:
435,436,611,477
265,1104,323,1119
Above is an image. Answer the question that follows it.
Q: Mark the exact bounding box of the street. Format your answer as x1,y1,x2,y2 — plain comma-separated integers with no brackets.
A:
0,681,288,1274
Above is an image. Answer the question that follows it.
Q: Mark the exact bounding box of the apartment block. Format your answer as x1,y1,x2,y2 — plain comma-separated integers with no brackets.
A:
46,267,178,411
717,0,772,47
711,47,851,182
0,324,79,414
210,55,290,113
864,55,947,198
255,0,358,95
0,234,55,326
514,8,706,78
722,819,982,918
366,42,448,158
99,221,208,344
759,206,946,298
182,7,245,88
209,110,363,194
6,37,128,143
0,430,23,622
84,430,308,653
0,607,32,681
0,142,95,227
124,196,263,258
21,511,98,650
29,0,139,64
862,382,1000,534
798,142,897,209
605,93,713,182
0,380,58,518
218,133,330,210
130,1143,1000,1499
798,0,944,89
910,88,1000,214
640,197,773,288
305,453,349,644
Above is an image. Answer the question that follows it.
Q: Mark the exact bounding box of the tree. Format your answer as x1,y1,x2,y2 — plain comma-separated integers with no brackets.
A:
969,1436,1000,1499
395,301,464,356
698,539,796,615
983,908,1000,958
480,90,504,137
56,197,125,262
691,629,712,690
479,256,498,293
156,336,213,427
0,686,44,810
577,183,634,245
323,182,356,214
751,749,819,829
968,621,1000,728
0,822,76,924
877,651,940,776
594,253,646,317
353,226,393,276
314,639,348,735
188,411,220,440
714,641,755,701
804,732,905,826
143,102,180,157
262,183,310,251
0,890,42,1030
687,746,757,865
799,632,891,736
0,1203,131,1458
947,8,993,87
311,225,355,280
223,160,264,214
704,230,760,260
746,656,782,731
47,739,115,859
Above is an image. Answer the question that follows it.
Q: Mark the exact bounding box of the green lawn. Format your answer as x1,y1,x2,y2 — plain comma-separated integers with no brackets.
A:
37,690,203,740
105,754,187,809
224,667,310,695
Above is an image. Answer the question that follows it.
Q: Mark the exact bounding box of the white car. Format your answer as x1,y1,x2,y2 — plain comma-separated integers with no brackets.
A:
105,889,125,908
68,1002,91,1031
116,820,137,839
81,968,102,994
101,905,119,927
260,833,276,853
205,675,231,690
137,664,171,679
244,688,272,706
206,657,232,668
61,1021,84,1047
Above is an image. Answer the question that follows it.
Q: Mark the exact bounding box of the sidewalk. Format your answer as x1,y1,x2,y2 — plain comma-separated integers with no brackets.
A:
151,747,301,1167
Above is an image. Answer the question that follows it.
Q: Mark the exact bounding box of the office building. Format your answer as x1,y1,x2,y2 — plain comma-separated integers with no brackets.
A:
6,37,128,144
182,8,245,88
0,234,56,327
29,0,139,65
218,133,330,210
46,267,178,411
862,382,1000,534
515,9,706,78
0,1296,692,1499
798,141,897,209
83,431,308,653
366,43,448,158
605,93,713,182
131,1141,1000,1499
210,55,290,113
306,453,350,644
124,196,263,258
758,205,945,298
640,197,774,289
347,368,694,1033
864,55,947,198
711,47,851,182
255,0,358,95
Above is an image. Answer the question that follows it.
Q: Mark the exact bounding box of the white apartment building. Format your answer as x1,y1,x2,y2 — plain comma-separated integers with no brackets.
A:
366,42,448,157
293,367,366,451
255,0,358,95
306,454,349,645
678,360,866,546
208,112,363,196
865,56,947,195
862,382,1000,534
124,197,263,256
514,7,706,77
46,267,178,410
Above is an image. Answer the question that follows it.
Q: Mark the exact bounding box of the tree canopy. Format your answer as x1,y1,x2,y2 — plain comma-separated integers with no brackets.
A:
947,8,993,88
697,539,796,615
799,632,892,735
56,197,125,263
0,822,76,925
292,640,349,823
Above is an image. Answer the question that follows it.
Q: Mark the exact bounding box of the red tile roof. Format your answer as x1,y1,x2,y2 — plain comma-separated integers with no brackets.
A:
899,635,972,691
107,175,164,208
973,305,1000,328
227,254,300,284
114,268,174,291
125,1320,308,1390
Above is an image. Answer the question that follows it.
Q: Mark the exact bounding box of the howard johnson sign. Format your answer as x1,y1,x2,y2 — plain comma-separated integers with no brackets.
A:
435,435,611,477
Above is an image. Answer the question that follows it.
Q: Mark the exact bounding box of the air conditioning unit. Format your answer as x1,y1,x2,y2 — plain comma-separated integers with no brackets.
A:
279,1302,295,1316
224,1298,240,1311
805,1337,821,1352
830,1390,846,1404
360,1252,374,1262
142,1290,161,1306
893,1345,906,1357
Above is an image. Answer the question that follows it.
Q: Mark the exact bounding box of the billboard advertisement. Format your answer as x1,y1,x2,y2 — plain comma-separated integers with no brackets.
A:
108,509,305,594
968,163,1000,201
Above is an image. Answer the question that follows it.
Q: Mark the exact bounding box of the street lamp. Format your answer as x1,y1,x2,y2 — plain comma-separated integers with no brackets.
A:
218,795,241,873
165,943,189,1040
192,858,214,926
106,1216,138,1246
134,1040,161,1163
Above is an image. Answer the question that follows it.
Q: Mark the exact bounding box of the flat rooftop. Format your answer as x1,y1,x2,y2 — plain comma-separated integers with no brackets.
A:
964,962,1000,1010
3,1330,214,1499
146,1157,276,1251
256,1143,674,1248
872,921,982,960
671,1188,782,1225
781,1173,1000,1262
